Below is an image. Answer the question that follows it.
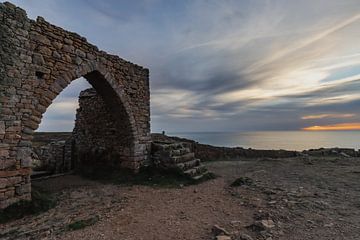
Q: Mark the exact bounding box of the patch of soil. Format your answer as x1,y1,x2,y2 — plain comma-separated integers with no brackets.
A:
1,156,360,240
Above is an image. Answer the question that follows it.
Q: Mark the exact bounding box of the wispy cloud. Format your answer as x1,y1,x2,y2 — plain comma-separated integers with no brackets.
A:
245,13,360,75
11,0,360,132
301,113,355,120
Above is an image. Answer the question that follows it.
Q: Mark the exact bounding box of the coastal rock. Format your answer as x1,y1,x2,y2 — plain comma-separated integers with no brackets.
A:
151,133,299,161
237,234,254,240
212,225,231,236
216,235,232,240
259,219,275,229
248,219,276,232
339,152,350,158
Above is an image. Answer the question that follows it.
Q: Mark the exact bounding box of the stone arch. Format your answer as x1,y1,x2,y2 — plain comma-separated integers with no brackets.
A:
34,61,138,138
30,62,141,172
0,2,151,209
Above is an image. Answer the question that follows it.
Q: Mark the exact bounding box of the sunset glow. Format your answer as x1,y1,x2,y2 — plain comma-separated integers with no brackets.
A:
302,123,360,131
301,114,355,120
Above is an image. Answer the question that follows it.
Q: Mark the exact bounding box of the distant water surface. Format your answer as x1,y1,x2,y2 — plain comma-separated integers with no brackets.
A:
167,131,360,151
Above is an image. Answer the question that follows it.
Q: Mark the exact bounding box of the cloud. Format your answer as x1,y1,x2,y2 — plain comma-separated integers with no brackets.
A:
37,78,91,131
11,0,360,132
301,114,355,120
244,13,360,75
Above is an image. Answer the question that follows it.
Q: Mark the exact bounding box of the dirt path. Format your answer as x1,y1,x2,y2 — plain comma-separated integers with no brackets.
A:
1,157,360,240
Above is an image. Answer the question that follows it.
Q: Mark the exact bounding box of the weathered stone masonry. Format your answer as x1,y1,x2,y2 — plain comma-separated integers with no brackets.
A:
0,2,151,209
72,88,137,173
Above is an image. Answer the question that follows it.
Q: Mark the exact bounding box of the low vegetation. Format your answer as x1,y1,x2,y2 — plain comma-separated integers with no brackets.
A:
230,176,253,187
0,187,56,224
67,216,100,231
79,166,216,188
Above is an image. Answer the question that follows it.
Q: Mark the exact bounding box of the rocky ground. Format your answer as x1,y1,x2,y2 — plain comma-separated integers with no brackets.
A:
1,156,360,240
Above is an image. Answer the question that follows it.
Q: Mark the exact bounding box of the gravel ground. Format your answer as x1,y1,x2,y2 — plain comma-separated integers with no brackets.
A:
1,156,360,240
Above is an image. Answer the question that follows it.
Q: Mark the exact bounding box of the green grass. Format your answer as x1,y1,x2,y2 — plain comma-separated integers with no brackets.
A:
0,187,56,224
78,166,216,188
67,216,99,231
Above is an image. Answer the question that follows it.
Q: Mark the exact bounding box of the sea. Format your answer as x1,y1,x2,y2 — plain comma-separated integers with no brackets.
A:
167,131,360,151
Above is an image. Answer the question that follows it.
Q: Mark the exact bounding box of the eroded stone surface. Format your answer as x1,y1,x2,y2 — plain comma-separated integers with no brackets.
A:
73,88,144,171
0,2,151,209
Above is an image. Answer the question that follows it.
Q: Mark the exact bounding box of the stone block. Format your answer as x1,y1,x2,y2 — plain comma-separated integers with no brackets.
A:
0,168,31,178
0,149,9,158
5,188,15,198
38,46,52,56
0,158,16,170
53,51,61,59
16,147,32,167
63,44,74,53
15,183,31,195
0,178,8,188
8,176,22,185
0,121,5,139
64,38,73,45
18,192,31,201
32,53,45,65
30,32,51,45
19,53,32,63
75,49,86,58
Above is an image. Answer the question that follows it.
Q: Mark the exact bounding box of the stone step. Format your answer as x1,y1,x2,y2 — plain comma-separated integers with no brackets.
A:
152,147,190,156
191,171,209,181
154,142,191,151
31,171,50,179
176,159,200,171
170,147,191,157
184,165,207,177
170,152,195,164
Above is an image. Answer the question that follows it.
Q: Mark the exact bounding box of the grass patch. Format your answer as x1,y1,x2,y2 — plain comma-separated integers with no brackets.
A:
230,176,254,187
0,187,56,224
78,166,216,188
67,216,99,231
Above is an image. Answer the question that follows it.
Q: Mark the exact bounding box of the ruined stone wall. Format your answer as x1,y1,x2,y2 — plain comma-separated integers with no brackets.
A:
72,88,137,172
32,138,73,174
0,2,151,209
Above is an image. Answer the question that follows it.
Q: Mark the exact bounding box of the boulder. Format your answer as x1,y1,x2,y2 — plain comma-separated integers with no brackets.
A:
212,225,230,236
216,236,231,240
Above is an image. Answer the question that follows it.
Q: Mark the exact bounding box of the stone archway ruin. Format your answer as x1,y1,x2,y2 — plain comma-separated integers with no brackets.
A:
0,2,151,209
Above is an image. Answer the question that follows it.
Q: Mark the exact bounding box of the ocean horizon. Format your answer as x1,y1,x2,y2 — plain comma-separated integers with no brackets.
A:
167,131,360,151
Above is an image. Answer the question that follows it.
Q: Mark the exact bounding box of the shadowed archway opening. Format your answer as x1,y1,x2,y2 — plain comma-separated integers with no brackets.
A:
73,70,136,174
33,70,136,177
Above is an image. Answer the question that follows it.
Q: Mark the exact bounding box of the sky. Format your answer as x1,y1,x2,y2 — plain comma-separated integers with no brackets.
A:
10,0,360,132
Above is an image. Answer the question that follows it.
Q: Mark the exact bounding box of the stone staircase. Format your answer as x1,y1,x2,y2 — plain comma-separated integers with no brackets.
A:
151,141,208,180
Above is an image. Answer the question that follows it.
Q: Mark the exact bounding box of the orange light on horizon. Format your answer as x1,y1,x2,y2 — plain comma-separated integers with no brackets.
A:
302,122,360,131
301,113,355,120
